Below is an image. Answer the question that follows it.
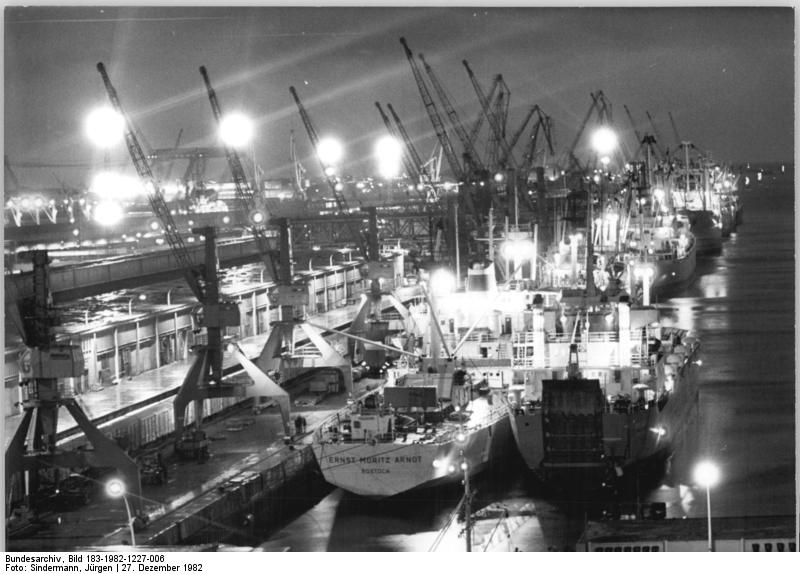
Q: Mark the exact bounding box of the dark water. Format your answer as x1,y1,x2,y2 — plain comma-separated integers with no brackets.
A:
250,166,796,551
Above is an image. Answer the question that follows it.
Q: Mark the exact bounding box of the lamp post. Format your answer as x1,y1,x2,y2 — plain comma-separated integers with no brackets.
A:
106,479,136,546
166,289,173,306
694,460,720,552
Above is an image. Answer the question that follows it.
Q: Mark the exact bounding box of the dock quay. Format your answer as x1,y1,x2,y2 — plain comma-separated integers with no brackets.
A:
5,279,419,550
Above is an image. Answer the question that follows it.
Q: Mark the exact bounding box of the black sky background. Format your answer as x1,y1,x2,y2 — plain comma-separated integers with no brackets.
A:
3,5,795,187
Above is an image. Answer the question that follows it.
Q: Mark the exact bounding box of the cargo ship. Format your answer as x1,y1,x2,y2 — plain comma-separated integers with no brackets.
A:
508,292,701,493
311,368,512,498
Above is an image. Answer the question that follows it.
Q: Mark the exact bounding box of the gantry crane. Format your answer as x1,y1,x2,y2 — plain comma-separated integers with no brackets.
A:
5,251,144,520
96,63,271,448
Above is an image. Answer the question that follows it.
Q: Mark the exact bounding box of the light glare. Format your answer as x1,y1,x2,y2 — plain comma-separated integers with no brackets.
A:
219,113,254,148
591,126,618,155
85,107,125,148
317,137,343,165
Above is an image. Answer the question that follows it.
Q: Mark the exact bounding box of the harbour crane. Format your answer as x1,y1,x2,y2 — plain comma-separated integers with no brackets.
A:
564,90,614,174
399,36,481,271
466,75,501,151
289,85,367,257
289,86,350,213
386,102,432,185
96,63,269,449
399,37,464,182
289,130,308,200
519,107,556,178
462,61,517,172
504,105,537,167
5,251,144,520
199,65,280,283
645,111,668,160
375,101,421,185
418,52,485,176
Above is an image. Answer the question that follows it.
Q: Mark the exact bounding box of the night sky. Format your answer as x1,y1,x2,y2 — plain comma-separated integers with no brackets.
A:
4,5,795,188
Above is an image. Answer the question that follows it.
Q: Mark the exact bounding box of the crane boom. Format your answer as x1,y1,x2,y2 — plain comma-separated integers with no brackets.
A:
386,103,429,182
623,105,643,148
199,66,280,282
96,62,205,301
419,53,484,173
399,37,463,180
668,111,682,148
506,105,537,161
467,75,500,147
288,86,349,212
376,102,420,183
644,111,668,159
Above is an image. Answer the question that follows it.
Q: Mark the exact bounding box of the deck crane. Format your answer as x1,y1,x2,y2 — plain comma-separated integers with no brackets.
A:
199,65,279,283
399,37,464,182
375,101,421,186
96,63,272,446
5,251,144,521
418,53,485,176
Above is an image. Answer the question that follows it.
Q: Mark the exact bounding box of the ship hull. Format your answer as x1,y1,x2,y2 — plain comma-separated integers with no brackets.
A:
511,362,700,493
651,241,697,294
682,209,722,255
312,412,513,498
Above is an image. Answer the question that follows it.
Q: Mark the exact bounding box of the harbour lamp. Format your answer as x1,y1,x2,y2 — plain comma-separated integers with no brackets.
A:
85,106,125,148
693,461,721,552
219,112,254,149
375,135,403,179
591,126,618,156
105,479,136,546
